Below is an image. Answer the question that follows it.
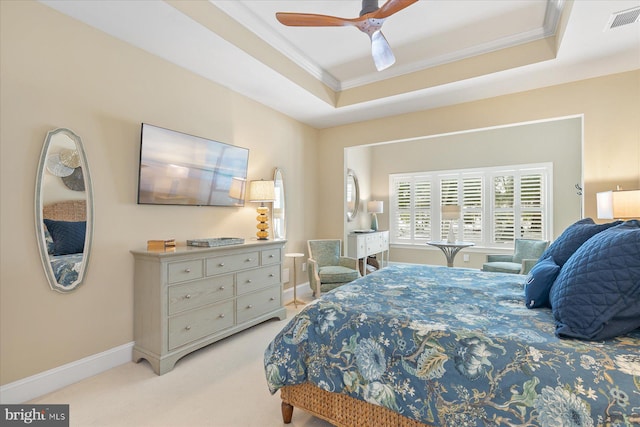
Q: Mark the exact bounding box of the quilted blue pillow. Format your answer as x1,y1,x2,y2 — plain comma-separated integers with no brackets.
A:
550,220,640,341
540,218,622,267
524,256,560,309
43,219,86,256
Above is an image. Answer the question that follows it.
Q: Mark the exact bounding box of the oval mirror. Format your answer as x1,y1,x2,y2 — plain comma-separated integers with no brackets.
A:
346,168,360,222
35,128,93,293
272,168,286,240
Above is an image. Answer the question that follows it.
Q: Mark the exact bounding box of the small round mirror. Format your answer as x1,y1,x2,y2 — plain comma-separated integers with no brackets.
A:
272,168,286,239
346,169,360,222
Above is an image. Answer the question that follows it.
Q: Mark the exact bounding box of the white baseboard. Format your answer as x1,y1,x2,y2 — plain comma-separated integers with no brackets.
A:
283,281,312,300
0,342,134,404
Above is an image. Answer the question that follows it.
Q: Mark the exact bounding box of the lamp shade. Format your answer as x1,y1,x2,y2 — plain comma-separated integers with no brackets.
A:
248,180,275,202
367,200,384,214
598,189,640,219
442,205,461,220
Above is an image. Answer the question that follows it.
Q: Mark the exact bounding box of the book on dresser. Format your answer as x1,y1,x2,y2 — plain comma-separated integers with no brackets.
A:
130,239,286,375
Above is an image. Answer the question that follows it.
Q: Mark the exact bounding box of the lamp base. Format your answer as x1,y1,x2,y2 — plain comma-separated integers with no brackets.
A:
256,206,270,240
370,213,378,231
447,221,456,243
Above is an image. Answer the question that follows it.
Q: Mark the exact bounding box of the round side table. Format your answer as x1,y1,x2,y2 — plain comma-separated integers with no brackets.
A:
285,253,305,308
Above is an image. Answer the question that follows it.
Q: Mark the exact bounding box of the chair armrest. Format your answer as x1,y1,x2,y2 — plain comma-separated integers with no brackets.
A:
486,254,514,263
520,259,538,275
307,258,321,297
339,256,359,273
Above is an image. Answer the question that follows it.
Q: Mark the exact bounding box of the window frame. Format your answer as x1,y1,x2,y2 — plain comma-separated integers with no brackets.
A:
389,163,552,249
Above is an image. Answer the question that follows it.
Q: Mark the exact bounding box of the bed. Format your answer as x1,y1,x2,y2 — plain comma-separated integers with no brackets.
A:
265,220,640,427
42,199,87,287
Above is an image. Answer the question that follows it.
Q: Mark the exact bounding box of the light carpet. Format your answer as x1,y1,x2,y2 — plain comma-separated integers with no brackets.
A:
29,297,332,427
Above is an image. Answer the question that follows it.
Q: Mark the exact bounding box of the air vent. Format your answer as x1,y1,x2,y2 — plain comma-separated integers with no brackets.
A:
606,6,640,30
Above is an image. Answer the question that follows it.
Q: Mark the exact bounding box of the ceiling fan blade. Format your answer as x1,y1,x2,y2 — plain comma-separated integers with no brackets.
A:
276,12,358,27
371,0,419,19
370,31,395,71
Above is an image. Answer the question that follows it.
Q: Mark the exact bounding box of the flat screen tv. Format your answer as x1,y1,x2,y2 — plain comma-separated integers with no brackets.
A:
137,123,249,207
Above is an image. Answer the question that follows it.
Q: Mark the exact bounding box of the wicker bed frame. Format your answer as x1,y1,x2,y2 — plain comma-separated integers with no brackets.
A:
43,199,86,221
280,383,433,426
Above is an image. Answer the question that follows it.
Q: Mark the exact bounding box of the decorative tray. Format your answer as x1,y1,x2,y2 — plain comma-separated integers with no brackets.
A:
186,237,245,247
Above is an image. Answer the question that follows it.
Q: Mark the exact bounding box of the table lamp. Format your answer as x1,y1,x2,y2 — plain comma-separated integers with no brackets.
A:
248,180,275,240
367,201,383,231
442,205,461,243
597,189,640,219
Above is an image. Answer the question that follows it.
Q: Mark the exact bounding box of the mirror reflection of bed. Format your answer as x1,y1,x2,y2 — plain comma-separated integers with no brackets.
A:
42,200,87,288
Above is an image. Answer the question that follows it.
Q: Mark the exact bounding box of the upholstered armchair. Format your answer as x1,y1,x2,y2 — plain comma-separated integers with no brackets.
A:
482,238,549,275
307,239,360,297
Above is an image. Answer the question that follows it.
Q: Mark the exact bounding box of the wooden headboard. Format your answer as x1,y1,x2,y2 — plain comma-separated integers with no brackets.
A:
43,199,87,221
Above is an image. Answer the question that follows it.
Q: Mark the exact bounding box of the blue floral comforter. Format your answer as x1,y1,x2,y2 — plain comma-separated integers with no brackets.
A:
50,253,83,287
264,264,640,427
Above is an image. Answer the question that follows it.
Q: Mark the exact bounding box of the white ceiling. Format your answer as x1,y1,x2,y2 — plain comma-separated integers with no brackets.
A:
41,0,640,129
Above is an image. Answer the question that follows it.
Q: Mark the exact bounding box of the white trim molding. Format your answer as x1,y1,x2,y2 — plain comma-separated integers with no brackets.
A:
0,342,134,404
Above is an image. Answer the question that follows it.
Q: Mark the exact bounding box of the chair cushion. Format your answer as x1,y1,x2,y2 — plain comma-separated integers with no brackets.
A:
482,262,522,274
318,266,359,284
524,256,560,309
550,220,640,341
513,239,548,263
539,218,622,267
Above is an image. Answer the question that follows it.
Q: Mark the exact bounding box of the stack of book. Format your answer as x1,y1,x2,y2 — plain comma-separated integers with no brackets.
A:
147,239,176,251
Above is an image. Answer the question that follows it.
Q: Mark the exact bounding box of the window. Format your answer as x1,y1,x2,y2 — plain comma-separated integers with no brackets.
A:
389,163,552,248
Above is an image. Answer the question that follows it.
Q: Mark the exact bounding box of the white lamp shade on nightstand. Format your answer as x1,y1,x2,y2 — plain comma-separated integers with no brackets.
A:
597,189,640,219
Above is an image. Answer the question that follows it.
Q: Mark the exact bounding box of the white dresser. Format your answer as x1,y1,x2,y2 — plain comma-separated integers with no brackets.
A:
131,240,286,375
347,231,389,273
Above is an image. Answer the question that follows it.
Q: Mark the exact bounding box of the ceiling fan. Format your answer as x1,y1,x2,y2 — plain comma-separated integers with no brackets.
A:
276,0,419,72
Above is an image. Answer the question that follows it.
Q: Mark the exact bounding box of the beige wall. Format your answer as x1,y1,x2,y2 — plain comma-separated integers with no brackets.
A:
317,71,640,249
0,1,317,385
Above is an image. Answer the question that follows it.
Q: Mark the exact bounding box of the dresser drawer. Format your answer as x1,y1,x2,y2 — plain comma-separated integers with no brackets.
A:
168,259,204,284
236,265,280,295
168,275,234,315
206,251,259,276
237,286,281,324
168,301,234,350
261,248,281,265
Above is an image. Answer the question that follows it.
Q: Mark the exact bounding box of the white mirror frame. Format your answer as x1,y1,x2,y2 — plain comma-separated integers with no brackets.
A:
346,168,360,222
272,168,286,240
35,128,93,293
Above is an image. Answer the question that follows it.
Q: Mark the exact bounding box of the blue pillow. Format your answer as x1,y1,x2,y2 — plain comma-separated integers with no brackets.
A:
540,218,622,267
43,219,86,256
550,220,640,341
524,256,560,309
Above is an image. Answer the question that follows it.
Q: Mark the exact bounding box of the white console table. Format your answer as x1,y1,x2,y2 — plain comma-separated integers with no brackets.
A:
347,231,389,274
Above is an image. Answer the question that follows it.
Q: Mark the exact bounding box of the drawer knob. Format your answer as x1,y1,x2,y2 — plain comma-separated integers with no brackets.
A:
269,254,274,258
269,273,274,277
247,279,252,283
247,304,253,309
246,258,253,262
185,268,191,273
185,325,191,331
219,286,225,290
219,314,225,318
270,297,275,301
185,294,192,299
219,263,225,267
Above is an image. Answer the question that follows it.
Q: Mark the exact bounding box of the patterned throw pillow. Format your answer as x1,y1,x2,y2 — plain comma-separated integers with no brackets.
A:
43,219,86,256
